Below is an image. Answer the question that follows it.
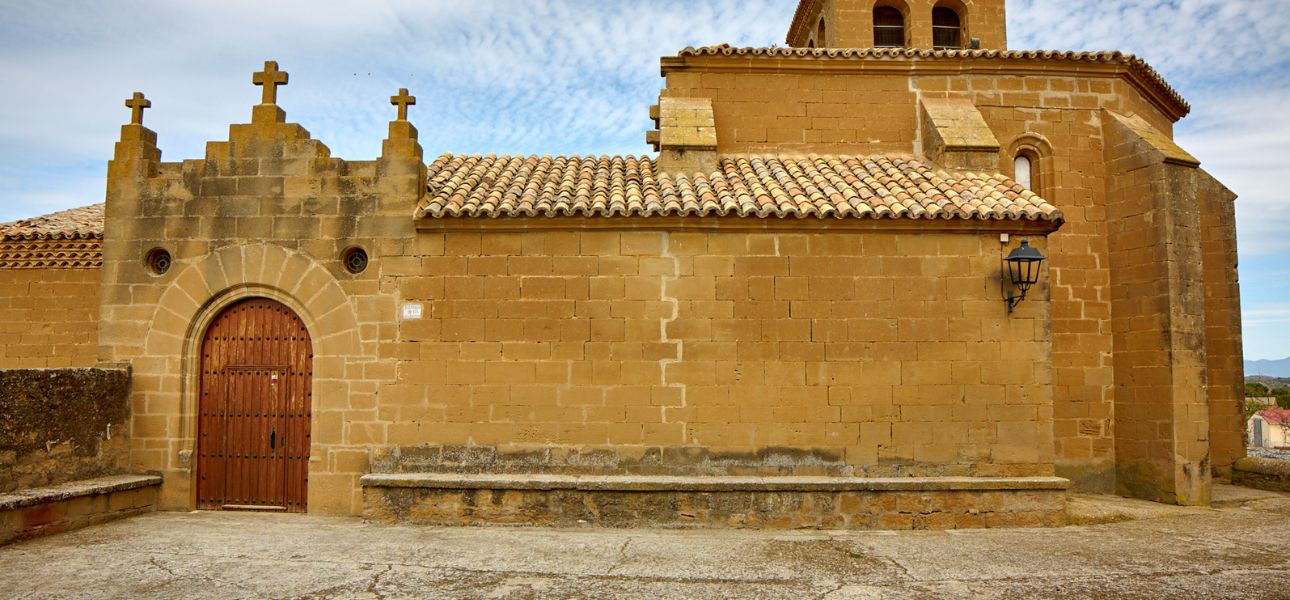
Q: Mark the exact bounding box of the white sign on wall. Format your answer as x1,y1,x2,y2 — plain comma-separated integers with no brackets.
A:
401,303,424,320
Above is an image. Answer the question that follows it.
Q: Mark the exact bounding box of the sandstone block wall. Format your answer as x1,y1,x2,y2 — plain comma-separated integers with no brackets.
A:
0,368,131,492
661,54,1242,495
383,227,1055,480
1199,172,1246,478
0,269,101,369
1103,112,1211,505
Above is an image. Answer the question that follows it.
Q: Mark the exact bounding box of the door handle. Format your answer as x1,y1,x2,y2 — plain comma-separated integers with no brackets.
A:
270,428,276,450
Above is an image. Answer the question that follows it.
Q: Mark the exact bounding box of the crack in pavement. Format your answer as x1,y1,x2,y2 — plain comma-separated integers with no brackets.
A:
146,554,265,596
606,538,632,575
366,564,393,600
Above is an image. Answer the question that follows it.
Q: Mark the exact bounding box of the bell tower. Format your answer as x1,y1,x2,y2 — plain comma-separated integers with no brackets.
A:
787,0,1007,51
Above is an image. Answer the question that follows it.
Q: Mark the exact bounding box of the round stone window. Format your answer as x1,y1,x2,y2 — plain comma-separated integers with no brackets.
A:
145,248,172,275
342,247,369,274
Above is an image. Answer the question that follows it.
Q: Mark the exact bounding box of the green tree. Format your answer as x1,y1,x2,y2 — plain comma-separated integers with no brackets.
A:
1246,382,1271,397
1274,387,1290,409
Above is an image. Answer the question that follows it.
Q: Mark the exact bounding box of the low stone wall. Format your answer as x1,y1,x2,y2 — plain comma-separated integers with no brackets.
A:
371,445,1043,478
1232,457,1290,493
0,368,132,493
372,445,859,477
0,474,160,545
362,474,1069,530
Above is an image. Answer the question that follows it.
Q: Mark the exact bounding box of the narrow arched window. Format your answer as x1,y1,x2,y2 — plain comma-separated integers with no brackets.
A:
874,6,905,48
817,18,827,47
1014,154,1034,191
932,6,962,50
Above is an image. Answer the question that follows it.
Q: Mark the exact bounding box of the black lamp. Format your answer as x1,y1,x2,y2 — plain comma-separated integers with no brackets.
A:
1004,240,1045,313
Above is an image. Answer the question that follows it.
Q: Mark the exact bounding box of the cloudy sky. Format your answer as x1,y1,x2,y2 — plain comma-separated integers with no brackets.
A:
1,0,1286,359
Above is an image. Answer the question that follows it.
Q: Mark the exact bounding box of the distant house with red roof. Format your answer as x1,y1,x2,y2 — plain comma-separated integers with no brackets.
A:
1250,410,1290,449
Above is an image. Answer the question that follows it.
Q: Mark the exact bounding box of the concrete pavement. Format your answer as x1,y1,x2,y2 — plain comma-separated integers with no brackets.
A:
1,487,1288,599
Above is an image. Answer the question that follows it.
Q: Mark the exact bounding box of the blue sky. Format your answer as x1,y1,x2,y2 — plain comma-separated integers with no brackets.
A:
1,0,1286,359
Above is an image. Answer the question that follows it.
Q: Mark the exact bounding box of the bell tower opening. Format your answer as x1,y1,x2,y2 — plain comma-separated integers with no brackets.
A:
786,0,1007,51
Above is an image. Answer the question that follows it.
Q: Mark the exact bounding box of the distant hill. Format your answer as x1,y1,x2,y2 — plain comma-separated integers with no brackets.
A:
1246,358,1290,378
1248,375,1290,390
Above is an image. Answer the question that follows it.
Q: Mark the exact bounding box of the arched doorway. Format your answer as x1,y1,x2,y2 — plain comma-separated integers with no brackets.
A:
196,298,313,512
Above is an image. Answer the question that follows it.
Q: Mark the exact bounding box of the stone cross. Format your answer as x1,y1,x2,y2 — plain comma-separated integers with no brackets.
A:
252,61,289,105
390,88,416,121
124,92,151,125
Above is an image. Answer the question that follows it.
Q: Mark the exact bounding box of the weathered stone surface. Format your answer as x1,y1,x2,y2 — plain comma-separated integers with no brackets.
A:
0,474,160,545
5,499,1290,598
362,474,1068,530
362,473,1069,492
0,368,131,493
1233,457,1290,493
0,474,161,511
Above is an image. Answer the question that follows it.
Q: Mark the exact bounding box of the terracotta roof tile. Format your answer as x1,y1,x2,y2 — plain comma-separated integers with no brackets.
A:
0,204,103,241
1257,409,1290,426
417,154,1062,224
674,45,1189,117
0,204,104,269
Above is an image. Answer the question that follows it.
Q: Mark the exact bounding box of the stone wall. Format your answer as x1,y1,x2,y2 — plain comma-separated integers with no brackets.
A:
1199,172,1246,478
362,478,1067,530
385,226,1056,483
660,53,1224,495
0,368,131,493
0,269,101,369
1103,111,1210,505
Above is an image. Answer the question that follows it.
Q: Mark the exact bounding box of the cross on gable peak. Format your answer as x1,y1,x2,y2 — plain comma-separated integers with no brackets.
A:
124,92,151,125
391,88,416,121
252,60,289,105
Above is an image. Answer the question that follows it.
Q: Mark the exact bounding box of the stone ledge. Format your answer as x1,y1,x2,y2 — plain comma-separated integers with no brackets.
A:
1233,457,1290,493
361,473,1069,493
1234,457,1290,477
0,475,162,512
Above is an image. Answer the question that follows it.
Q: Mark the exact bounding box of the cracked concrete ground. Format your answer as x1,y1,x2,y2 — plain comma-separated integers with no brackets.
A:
2,487,1289,599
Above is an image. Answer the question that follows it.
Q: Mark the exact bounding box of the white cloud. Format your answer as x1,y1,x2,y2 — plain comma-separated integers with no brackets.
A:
0,1,800,222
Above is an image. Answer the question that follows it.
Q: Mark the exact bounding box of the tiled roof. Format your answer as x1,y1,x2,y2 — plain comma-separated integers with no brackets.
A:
0,204,104,241
417,154,1061,223
1257,409,1290,426
0,205,104,269
673,45,1189,117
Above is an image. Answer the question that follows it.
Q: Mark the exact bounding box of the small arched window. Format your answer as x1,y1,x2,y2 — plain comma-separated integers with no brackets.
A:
874,6,905,48
817,18,827,47
932,6,963,50
1014,154,1034,191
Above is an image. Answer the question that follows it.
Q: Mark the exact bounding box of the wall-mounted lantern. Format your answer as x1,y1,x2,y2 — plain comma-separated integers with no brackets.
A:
1004,240,1046,313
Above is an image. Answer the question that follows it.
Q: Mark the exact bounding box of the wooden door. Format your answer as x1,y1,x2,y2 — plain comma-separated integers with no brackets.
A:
197,298,312,512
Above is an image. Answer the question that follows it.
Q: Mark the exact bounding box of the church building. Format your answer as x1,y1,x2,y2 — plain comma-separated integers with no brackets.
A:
0,0,1243,529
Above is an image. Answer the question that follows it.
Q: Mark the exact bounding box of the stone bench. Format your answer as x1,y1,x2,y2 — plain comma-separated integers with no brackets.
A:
1233,457,1290,494
361,473,1069,530
1,474,162,545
